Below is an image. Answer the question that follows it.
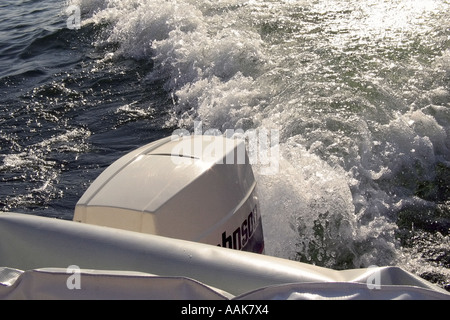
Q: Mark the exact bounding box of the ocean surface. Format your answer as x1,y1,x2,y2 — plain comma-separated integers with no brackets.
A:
1,0,449,291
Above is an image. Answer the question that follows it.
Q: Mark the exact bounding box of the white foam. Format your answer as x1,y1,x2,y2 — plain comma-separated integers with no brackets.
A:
67,0,267,129
256,140,359,265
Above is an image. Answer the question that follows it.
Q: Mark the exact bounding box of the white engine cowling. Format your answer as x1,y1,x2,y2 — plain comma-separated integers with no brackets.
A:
74,135,264,254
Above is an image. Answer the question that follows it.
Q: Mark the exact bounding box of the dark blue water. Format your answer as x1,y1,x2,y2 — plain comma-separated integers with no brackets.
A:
0,0,449,290
0,0,173,217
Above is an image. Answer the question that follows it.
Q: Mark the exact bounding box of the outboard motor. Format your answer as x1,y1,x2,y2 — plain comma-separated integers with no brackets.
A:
74,135,264,254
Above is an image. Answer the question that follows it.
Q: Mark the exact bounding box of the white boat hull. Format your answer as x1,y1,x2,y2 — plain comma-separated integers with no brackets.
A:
1,212,448,300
